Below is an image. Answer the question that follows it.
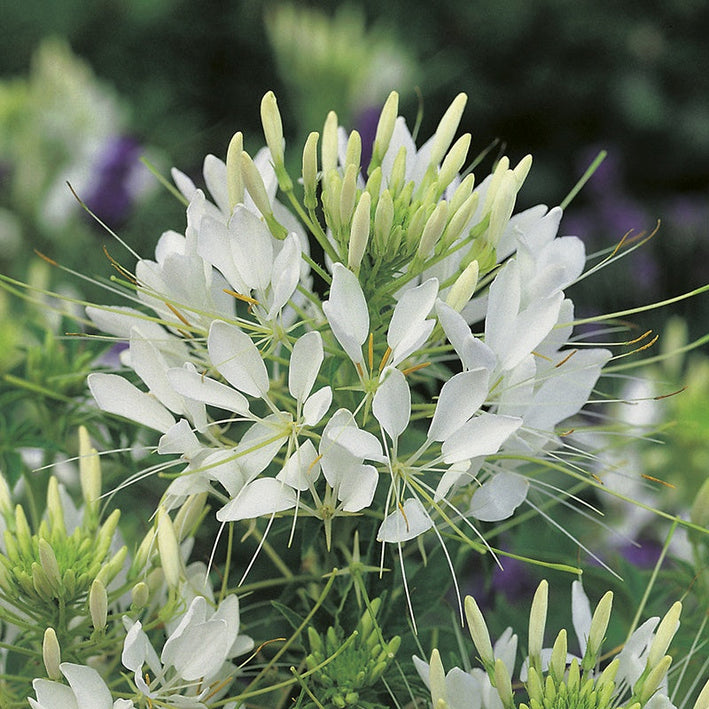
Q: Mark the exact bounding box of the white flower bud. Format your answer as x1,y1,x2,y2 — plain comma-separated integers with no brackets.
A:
486,170,517,247
348,191,371,273
437,134,471,193
132,526,155,573
449,173,476,213
322,110,339,176
260,91,285,167
429,649,447,707
157,507,181,589
226,131,244,210
0,473,12,517
417,201,449,261
339,164,358,226
647,601,681,668
639,655,673,704
374,189,394,252
369,91,399,171
692,677,709,709
45,476,65,536
131,581,150,609
527,580,548,674
445,260,479,311
240,151,273,219
345,130,362,170
173,492,208,542
42,627,61,680
549,628,567,681
513,154,533,188
430,92,468,167
38,539,61,592
302,131,319,210
89,578,108,631
493,658,514,709
481,156,510,215
585,590,613,667
442,192,479,247
465,595,494,668
78,426,101,517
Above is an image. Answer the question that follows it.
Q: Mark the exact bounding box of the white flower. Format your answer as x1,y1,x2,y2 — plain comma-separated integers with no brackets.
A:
29,662,134,709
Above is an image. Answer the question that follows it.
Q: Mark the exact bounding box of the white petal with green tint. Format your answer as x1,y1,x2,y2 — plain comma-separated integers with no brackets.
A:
277,440,321,491
322,262,369,367
167,363,250,415
387,278,438,366
377,498,433,542
302,386,332,426
372,366,411,439
216,478,296,521
88,373,176,433
441,413,521,464
288,330,323,402
268,232,301,318
427,369,490,442
468,470,528,521
338,463,379,512
208,320,269,398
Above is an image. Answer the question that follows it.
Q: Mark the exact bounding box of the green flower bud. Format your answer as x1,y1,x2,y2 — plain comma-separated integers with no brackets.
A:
89,578,108,631
260,91,292,190
584,590,613,670
226,131,245,210
42,627,61,680
131,581,149,609
429,93,468,168
369,91,399,172
465,595,494,670
322,110,339,176
345,130,362,171
647,601,681,668
302,131,319,210
157,507,181,589
38,538,61,592
528,580,548,675
437,134,471,194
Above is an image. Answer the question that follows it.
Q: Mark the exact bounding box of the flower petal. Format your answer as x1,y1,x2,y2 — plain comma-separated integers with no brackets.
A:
468,471,528,522
168,364,250,414
288,331,323,402
377,498,433,543
88,373,175,433
372,367,411,439
441,413,522,464
427,369,490,442
208,320,269,397
216,478,296,521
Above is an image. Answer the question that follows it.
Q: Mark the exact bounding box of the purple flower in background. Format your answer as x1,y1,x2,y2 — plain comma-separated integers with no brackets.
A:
353,105,381,176
84,136,143,228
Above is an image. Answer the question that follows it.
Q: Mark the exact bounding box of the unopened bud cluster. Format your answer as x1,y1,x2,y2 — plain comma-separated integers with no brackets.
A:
303,597,401,708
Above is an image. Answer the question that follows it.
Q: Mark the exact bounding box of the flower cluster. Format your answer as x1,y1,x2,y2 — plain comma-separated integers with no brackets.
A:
415,579,709,709
85,91,613,568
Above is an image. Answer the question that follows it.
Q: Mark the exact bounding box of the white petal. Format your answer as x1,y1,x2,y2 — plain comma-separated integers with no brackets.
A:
203,154,230,215
268,233,301,318
338,463,379,512
571,580,592,657
322,263,369,366
441,413,522,464
436,301,496,372
216,478,296,521
427,369,490,441
208,320,269,397
277,440,320,490
31,678,78,709
168,364,250,414
229,206,274,292
372,367,411,439
434,459,483,501
468,471,528,521
62,663,113,709
302,386,332,426
377,498,433,543
289,331,323,402
197,215,248,293
88,373,175,433
158,419,203,458
129,328,183,413
171,167,197,202
166,619,229,680
387,278,438,365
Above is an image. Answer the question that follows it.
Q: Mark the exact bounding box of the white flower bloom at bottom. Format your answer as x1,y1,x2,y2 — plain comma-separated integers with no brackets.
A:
29,662,135,709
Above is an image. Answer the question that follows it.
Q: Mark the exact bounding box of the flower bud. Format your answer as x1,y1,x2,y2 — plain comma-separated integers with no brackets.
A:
42,628,61,680
241,151,274,220
449,173,476,214
437,134,471,194
260,91,289,185
32,562,54,599
429,93,468,168
173,492,208,542
302,131,319,210
647,601,681,668
89,578,108,631
131,580,150,609
369,91,399,172
465,595,494,669
374,188,394,253
157,507,181,588
584,590,613,669
95,546,128,587
527,580,548,674
639,655,673,704
417,200,449,261
549,629,567,682
226,131,245,210
493,658,514,709
513,154,533,188
348,191,371,273
38,538,62,592
339,164,358,227
481,156,510,215
14,504,33,558
45,476,65,536
692,677,709,709
486,170,517,247
345,130,362,171
445,260,479,312
429,649,447,707
322,110,339,176
442,192,479,247
132,527,156,574
364,166,382,201
78,426,101,518
0,474,12,517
